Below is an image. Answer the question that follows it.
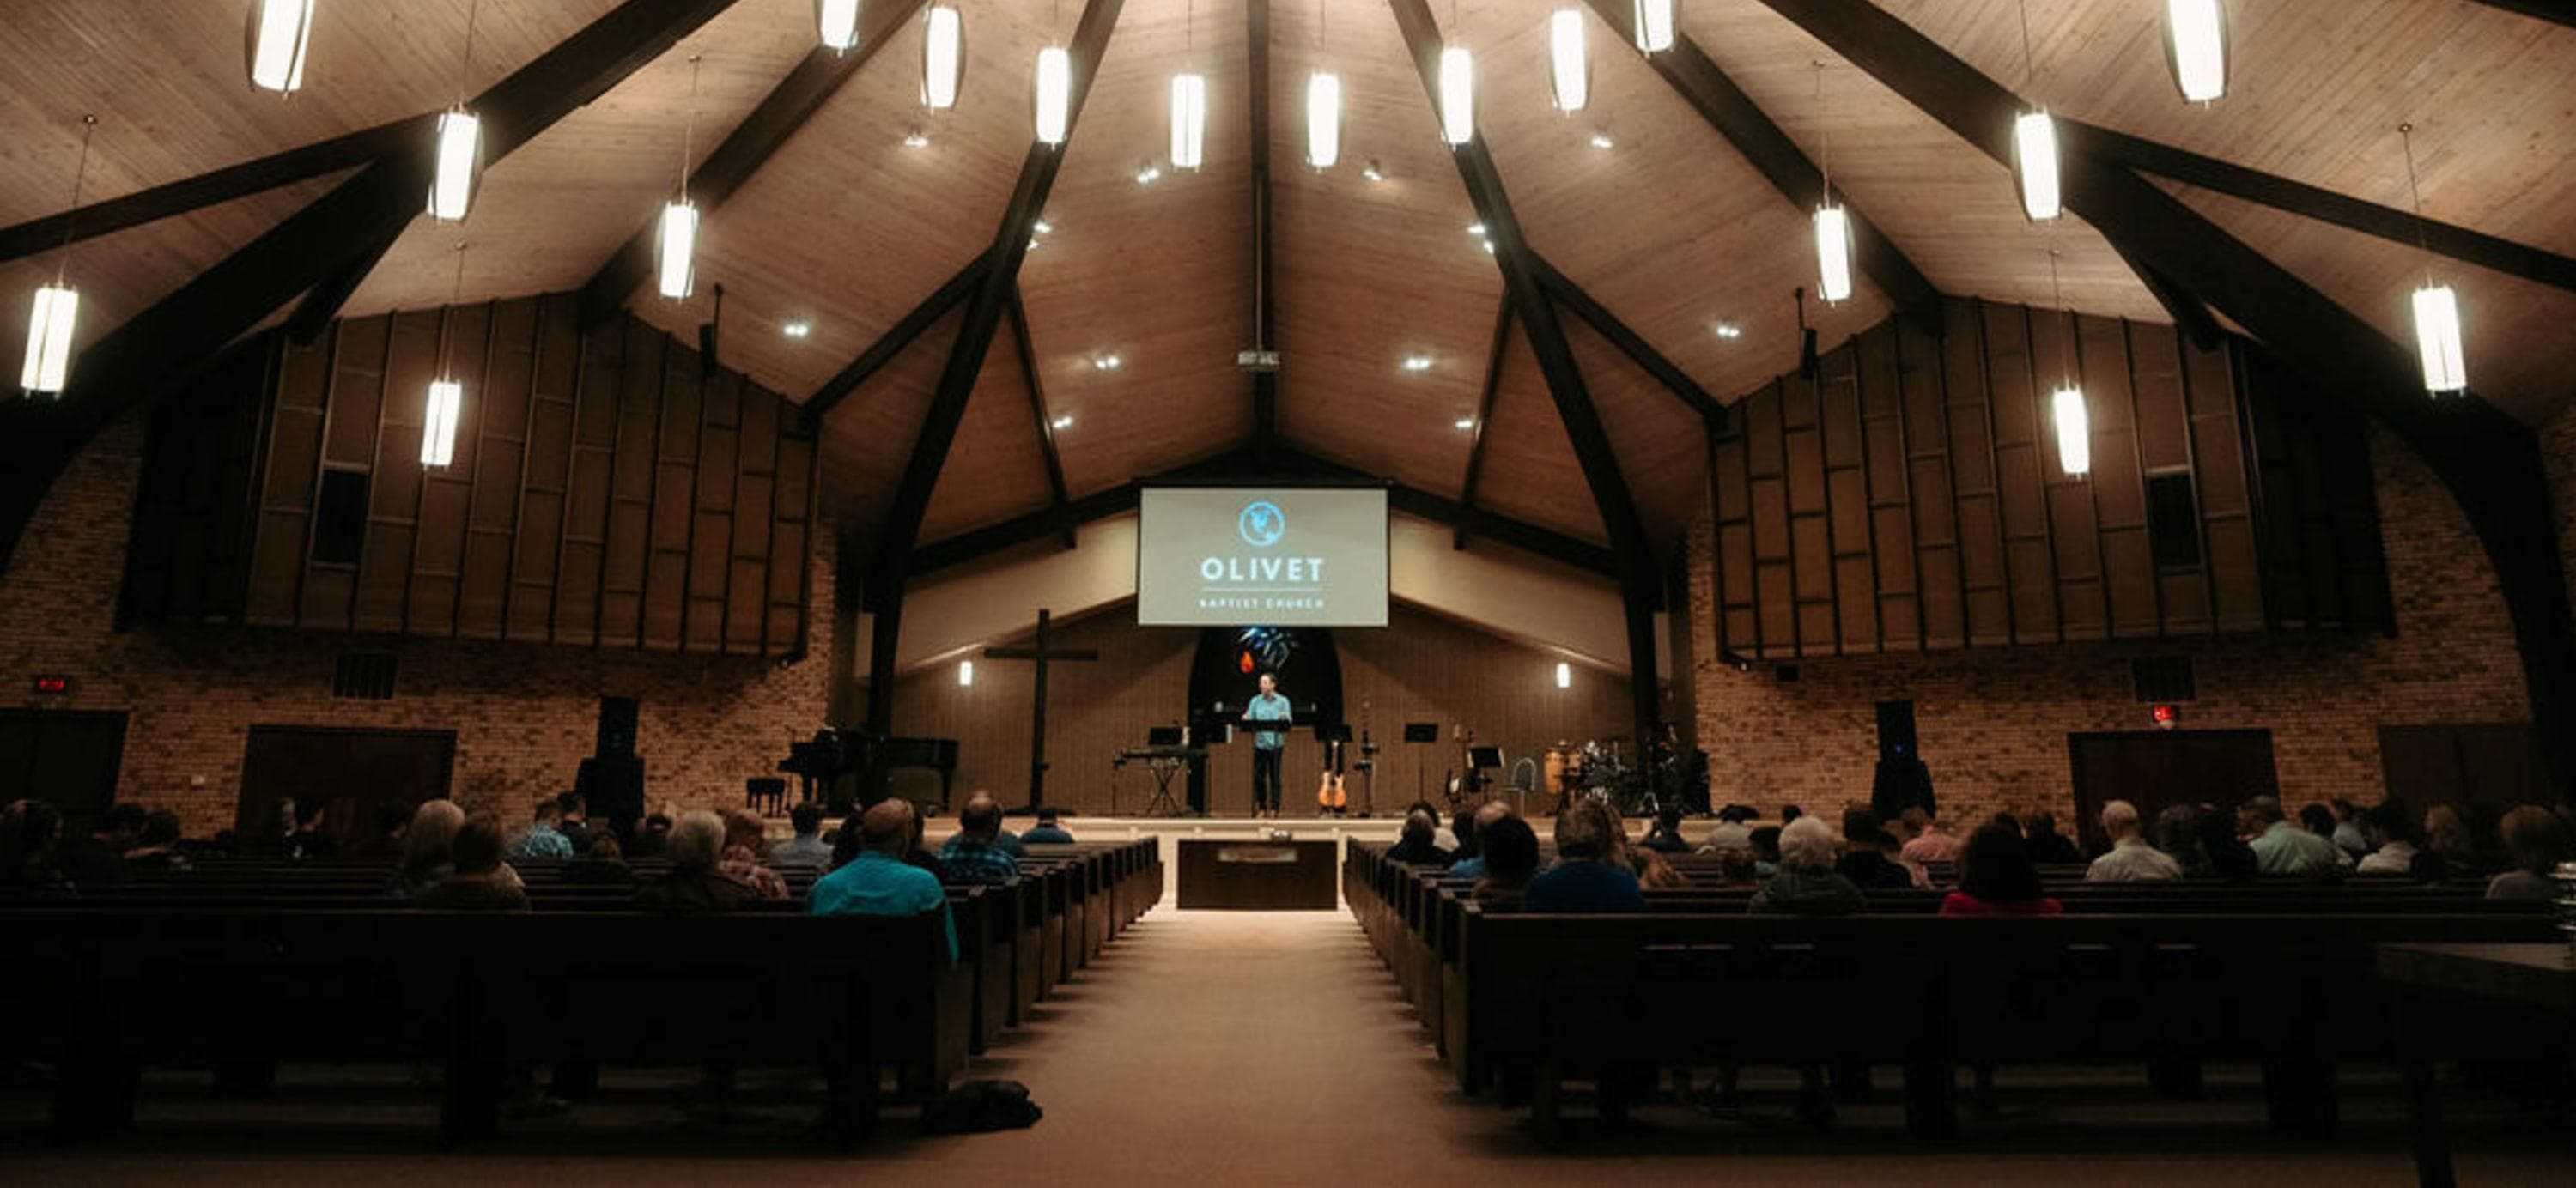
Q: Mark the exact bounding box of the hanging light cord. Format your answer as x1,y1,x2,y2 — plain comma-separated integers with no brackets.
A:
456,0,482,108
680,54,702,198
54,113,98,284
2398,122,2436,287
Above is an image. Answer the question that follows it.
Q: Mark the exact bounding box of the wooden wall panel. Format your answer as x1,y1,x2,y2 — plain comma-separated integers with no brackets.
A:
122,298,817,658
1701,298,2390,661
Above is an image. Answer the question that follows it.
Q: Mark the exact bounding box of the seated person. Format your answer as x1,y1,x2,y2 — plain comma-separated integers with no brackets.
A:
510,798,573,861
720,809,789,900
1834,806,1914,889
1472,815,1541,907
1020,807,1075,846
1639,804,1692,854
417,814,532,912
1385,809,1455,867
2486,805,2571,900
562,830,636,886
1940,824,2063,916
635,810,750,914
1748,815,1867,916
1449,802,1516,879
2022,810,2083,865
769,801,834,870
2085,799,2182,882
389,799,466,899
123,810,194,872
1525,801,1644,912
2243,795,2344,876
939,793,1023,885
810,799,957,961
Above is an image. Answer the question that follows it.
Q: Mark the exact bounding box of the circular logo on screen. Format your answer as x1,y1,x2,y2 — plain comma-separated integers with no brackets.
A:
1237,500,1285,549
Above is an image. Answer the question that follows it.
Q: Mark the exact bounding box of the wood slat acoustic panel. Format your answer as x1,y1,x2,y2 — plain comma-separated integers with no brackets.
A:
1703,296,2390,660
124,294,817,658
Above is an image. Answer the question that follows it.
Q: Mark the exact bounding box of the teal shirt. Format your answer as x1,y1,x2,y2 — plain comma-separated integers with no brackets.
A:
1246,691,1292,751
807,850,956,962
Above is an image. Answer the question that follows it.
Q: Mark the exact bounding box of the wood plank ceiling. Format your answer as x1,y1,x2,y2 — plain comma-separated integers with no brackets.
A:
12,0,2576,566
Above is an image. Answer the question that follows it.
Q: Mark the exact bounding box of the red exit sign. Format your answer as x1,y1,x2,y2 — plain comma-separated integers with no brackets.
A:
31,675,73,696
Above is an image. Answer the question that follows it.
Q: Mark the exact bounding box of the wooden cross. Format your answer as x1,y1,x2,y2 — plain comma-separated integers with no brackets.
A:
981,608,1099,809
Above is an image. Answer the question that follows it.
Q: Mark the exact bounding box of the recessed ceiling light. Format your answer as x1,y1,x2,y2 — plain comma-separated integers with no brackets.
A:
1454,416,1475,430
1051,414,1075,430
1093,354,1122,371
1589,131,1615,149
1401,355,1433,373
1713,322,1743,340
902,128,930,148
781,319,812,339
1362,158,1384,182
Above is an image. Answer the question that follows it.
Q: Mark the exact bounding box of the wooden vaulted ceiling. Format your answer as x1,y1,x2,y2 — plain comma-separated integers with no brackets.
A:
9,0,2576,571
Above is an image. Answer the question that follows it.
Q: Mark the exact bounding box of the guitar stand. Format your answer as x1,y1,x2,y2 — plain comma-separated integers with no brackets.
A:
1142,760,1186,817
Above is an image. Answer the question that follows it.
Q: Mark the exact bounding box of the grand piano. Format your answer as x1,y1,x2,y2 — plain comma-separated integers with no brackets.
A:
779,729,959,812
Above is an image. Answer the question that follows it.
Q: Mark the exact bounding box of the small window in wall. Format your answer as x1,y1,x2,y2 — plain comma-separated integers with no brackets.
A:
2145,471,2202,571
313,468,369,567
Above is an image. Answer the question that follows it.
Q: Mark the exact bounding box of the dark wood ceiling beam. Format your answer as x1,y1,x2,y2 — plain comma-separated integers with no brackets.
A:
1247,0,1280,458
575,0,927,330
2066,121,2576,295
864,0,1127,736
1005,282,1078,549
2467,1,2576,32
1452,294,1514,550
1388,0,1662,751
0,0,748,567
0,115,431,264
1748,0,2576,797
1528,253,1729,425
1578,0,1942,329
799,254,989,425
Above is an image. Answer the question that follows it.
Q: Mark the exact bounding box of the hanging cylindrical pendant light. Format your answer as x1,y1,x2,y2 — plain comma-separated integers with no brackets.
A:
817,0,862,51
246,0,318,94
423,241,469,469
2411,285,2465,396
1438,45,1475,146
428,1,483,222
1170,73,1207,170
2052,385,2090,476
1035,45,1071,145
1631,0,1674,53
21,287,78,396
2164,0,2226,104
1548,9,1588,112
921,4,963,109
2014,110,2060,221
1306,72,1342,168
21,115,96,397
1814,205,1853,303
2397,124,2467,396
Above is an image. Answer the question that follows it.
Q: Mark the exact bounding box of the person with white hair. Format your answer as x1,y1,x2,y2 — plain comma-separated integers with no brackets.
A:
2085,800,2183,882
635,809,750,914
1747,816,1868,916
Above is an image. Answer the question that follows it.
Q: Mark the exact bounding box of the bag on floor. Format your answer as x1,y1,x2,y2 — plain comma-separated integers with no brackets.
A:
918,1078,1042,1133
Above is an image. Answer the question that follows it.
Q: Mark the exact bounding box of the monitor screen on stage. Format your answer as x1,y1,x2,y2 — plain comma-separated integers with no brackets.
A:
1136,487,1388,627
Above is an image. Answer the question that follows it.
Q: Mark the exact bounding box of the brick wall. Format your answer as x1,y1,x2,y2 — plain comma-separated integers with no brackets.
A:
0,414,835,836
1688,424,2532,828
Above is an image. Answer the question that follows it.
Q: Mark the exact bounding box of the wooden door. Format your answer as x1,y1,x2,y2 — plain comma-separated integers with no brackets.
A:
2067,729,2279,850
2378,723,2547,809
236,726,455,846
0,709,130,830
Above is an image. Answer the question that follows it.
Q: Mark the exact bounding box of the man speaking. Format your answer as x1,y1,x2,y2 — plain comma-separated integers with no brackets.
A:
1241,671,1291,817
